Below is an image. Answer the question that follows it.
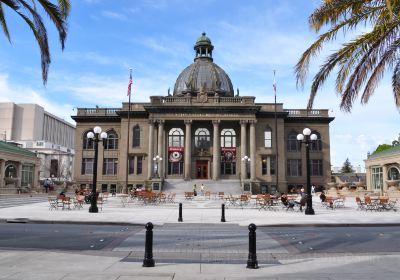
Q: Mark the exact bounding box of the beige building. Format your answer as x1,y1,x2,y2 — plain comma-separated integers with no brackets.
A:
364,142,400,194
0,103,75,181
0,141,40,193
72,33,334,194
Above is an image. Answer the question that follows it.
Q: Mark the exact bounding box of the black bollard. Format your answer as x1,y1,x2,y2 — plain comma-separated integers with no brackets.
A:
221,203,226,222
178,203,183,222
143,222,155,267
246,223,259,269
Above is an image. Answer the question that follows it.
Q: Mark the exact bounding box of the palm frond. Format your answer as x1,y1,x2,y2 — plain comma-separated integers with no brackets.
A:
0,3,11,42
392,59,400,108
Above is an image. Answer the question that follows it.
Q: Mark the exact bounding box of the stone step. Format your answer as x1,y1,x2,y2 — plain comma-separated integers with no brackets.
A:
163,179,242,195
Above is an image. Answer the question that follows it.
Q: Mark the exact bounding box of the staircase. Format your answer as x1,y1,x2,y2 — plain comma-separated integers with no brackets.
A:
163,179,242,194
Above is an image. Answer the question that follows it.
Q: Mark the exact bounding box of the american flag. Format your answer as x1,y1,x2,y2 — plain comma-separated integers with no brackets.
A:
127,69,133,96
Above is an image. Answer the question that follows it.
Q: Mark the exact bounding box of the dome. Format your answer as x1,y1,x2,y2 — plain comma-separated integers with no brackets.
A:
173,33,234,97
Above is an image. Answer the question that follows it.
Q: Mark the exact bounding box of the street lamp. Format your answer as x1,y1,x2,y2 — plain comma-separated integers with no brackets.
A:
241,155,251,179
87,126,107,213
153,155,163,178
297,128,318,215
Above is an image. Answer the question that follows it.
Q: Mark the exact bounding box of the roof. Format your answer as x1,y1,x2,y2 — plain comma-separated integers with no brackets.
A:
0,141,37,158
368,145,400,159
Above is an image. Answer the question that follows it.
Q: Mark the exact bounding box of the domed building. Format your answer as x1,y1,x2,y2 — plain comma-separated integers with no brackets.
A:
72,33,334,194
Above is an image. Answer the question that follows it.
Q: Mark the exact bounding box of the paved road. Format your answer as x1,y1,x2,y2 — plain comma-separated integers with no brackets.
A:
0,195,48,209
0,223,399,264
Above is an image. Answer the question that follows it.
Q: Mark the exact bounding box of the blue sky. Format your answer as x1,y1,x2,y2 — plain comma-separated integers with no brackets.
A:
0,0,399,169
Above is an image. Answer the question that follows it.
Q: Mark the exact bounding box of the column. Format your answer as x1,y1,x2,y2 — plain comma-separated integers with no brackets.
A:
382,164,388,193
249,120,257,181
240,120,247,180
0,160,5,188
157,120,165,179
184,120,192,180
212,120,220,180
147,120,155,179
17,162,22,188
267,156,271,176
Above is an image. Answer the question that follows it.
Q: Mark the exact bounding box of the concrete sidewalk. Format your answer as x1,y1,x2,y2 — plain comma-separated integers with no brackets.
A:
1,195,400,279
0,195,399,226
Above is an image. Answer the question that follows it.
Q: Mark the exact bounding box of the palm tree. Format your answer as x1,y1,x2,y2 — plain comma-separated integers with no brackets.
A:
0,0,70,84
295,0,400,112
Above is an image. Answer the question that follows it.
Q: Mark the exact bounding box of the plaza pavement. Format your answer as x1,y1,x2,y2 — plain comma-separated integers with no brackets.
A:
0,194,400,279
0,194,399,226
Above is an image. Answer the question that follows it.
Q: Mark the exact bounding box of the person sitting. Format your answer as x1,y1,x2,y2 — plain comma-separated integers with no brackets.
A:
294,188,307,211
280,193,294,210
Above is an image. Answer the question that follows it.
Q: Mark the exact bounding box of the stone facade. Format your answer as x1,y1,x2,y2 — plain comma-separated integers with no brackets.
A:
72,34,334,194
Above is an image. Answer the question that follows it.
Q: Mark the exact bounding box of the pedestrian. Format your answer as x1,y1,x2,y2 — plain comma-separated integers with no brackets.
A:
200,183,205,196
193,184,197,196
43,178,50,193
311,184,316,195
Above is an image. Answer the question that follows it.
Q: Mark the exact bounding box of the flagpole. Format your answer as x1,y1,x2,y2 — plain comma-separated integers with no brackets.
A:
274,70,279,192
125,68,132,194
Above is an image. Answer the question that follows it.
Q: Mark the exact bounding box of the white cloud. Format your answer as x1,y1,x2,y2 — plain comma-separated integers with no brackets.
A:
101,10,128,21
0,73,75,124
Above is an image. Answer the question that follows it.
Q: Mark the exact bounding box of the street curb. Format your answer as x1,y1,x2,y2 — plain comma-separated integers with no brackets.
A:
1,218,400,227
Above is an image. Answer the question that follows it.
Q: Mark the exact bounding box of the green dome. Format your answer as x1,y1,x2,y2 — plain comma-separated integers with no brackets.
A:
195,32,211,46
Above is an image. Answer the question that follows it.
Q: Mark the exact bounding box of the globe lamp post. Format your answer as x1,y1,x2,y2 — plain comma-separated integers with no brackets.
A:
297,128,318,215
87,126,107,213
241,155,251,179
153,155,163,178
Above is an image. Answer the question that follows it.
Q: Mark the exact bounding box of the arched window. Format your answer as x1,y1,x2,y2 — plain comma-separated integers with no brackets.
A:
168,128,184,175
5,164,17,178
82,130,94,150
195,128,210,148
220,129,236,175
105,129,118,150
388,166,400,180
264,127,272,148
132,125,140,148
287,131,300,152
310,131,322,152
220,129,236,148
168,128,184,147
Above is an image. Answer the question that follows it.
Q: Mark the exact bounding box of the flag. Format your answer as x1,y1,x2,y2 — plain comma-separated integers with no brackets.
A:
273,70,276,98
127,70,133,96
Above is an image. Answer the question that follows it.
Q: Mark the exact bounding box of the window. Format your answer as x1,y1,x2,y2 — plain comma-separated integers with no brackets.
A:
105,130,118,150
371,167,383,191
132,125,140,147
221,129,236,148
81,158,93,175
310,159,323,176
21,164,34,187
82,130,94,149
137,156,143,175
388,167,399,180
262,157,267,175
195,128,210,149
264,127,272,148
50,159,58,178
221,162,236,175
103,158,118,175
287,131,300,152
128,157,135,174
261,156,276,176
287,159,302,176
310,132,322,152
168,128,184,147
270,156,276,175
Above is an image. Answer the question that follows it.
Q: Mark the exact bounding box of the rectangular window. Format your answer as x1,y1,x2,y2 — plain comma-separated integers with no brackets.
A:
128,157,135,174
270,156,276,175
103,158,118,175
21,164,34,187
287,159,302,176
264,130,272,148
261,157,267,175
81,158,93,175
221,162,236,175
371,167,383,192
132,127,140,147
310,159,323,176
137,156,143,175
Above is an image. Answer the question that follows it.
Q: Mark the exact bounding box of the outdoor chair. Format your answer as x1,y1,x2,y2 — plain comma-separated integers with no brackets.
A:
205,191,211,200
218,192,224,200
239,194,249,208
355,196,366,211
48,197,57,211
364,196,378,211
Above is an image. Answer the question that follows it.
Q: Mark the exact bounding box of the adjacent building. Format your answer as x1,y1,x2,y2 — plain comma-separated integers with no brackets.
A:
0,103,75,182
364,141,400,193
72,33,334,194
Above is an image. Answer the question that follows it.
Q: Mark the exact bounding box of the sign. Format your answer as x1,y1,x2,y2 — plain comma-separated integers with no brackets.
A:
168,147,184,162
221,147,236,162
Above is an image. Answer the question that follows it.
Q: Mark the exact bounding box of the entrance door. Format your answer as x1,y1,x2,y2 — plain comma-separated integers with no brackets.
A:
196,160,208,179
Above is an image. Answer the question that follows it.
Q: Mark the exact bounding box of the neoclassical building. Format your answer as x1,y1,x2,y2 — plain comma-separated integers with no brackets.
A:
72,33,334,194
